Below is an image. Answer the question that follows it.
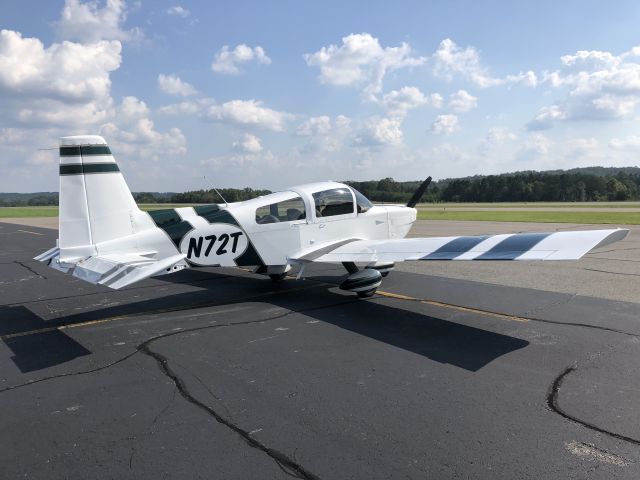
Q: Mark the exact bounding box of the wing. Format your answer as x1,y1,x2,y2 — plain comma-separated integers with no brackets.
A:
290,229,628,263
35,247,186,289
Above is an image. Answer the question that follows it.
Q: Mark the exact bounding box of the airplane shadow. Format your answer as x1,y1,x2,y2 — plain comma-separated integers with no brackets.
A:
1,267,528,373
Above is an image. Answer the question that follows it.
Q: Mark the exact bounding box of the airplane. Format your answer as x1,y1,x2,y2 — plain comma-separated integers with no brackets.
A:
36,135,629,298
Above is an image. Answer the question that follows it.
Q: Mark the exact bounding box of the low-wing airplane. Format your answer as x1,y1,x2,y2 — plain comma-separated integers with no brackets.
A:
36,135,629,297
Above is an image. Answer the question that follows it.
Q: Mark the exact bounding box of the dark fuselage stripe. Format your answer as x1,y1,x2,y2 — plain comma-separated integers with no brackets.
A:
60,145,112,156
60,163,120,175
147,209,193,249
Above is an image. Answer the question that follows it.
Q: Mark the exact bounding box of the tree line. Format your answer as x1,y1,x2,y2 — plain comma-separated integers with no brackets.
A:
3,168,640,206
346,171,640,203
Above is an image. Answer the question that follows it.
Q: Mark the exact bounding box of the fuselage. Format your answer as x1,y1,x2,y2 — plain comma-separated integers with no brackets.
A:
150,181,417,268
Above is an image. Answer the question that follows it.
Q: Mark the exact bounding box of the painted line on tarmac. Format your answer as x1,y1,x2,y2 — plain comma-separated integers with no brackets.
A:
0,283,321,341
376,290,530,323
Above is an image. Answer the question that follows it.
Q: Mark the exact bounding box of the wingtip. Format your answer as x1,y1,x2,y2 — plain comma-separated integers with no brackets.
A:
591,228,630,251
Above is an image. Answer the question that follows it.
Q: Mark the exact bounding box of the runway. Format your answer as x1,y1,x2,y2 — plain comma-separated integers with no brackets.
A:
1,220,640,479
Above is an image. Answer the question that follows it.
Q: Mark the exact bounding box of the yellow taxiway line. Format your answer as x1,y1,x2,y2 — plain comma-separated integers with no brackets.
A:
376,290,530,323
2,284,529,342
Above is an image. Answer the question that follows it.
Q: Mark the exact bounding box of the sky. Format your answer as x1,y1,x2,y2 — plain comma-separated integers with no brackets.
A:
1,0,640,192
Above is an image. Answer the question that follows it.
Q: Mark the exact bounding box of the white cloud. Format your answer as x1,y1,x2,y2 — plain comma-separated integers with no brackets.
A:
296,116,332,136
0,128,26,146
0,30,121,102
432,38,537,88
430,114,459,135
100,96,187,159
296,115,351,152
523,133,552,156
166,5,190,17
202,149,278,170
158,74,198,97
526,105,566,130
429,93,444,109
157,97,215,116
233,133,263,153
381,86,433,118
0,30,121,128
211,44,271,75
304,33,426,100
565,137,599,158
205,100,292,131
448,89,477,112
55,0,142,43
530,45,640,129
609,135,640,151
478,127,517,155
355,117,403,146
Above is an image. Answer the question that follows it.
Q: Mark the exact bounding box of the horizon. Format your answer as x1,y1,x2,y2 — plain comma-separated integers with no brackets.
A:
2,1,640,192
2,164,639,195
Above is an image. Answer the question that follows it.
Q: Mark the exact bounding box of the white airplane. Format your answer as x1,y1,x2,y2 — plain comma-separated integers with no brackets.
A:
36,135,629,298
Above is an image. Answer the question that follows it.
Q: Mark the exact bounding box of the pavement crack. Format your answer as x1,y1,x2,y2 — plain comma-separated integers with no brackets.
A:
378,292,640,338
135,302,354,480
129,446,136,469
0,351,138,394
152,384,178,425
581,268,640,278
547,363,640,447
15,261,46,280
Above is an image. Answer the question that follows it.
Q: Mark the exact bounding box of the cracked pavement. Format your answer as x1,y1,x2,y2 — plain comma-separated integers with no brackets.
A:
1,220,640,479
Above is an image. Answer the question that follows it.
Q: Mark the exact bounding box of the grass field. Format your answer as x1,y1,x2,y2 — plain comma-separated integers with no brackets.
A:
417,202,640,209
0,204,196,218
1,204,639,224
417,210,640,224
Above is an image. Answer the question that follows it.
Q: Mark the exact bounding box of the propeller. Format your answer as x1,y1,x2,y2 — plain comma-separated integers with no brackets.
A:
406,176,432,208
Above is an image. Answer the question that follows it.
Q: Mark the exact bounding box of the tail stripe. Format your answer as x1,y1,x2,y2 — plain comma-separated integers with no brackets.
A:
60,145,112,156
60,163,120,175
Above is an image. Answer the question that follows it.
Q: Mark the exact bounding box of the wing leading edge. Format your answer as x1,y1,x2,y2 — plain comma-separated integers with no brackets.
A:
291,229,629,264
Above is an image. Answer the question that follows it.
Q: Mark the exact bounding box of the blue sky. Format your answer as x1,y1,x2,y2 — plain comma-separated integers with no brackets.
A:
2,0,640,192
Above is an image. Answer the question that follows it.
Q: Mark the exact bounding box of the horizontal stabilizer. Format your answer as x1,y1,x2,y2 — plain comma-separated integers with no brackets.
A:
291,229,629,263
35,250,186,289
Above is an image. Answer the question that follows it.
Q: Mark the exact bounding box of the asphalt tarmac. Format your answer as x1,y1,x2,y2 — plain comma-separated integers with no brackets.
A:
1,221,640,479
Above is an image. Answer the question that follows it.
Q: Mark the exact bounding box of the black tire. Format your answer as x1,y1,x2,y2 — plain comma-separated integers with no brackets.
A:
269,273,287,282
357,288,377,298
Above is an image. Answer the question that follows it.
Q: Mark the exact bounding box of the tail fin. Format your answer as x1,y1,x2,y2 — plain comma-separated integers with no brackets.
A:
36,135,187,288
59,135,144,259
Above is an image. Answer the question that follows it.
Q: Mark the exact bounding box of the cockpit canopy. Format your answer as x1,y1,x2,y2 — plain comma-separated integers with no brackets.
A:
254,184,374,224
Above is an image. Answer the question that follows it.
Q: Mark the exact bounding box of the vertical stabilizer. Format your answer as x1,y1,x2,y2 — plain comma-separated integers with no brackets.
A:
58,135,143,260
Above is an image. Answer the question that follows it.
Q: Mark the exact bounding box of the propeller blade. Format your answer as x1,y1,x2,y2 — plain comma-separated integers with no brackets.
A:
406,176,432,208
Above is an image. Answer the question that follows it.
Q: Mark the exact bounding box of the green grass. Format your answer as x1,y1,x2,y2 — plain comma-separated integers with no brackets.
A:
0,206,59,217
417,202,640,209
418,210,640,224
0,204,199,218
2,204,639,224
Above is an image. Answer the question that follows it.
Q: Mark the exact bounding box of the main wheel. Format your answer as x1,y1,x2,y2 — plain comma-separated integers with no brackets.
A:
269,273,287,282
357,288,377,298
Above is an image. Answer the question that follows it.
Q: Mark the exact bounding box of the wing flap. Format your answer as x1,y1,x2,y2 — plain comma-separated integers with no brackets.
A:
297,229,629,263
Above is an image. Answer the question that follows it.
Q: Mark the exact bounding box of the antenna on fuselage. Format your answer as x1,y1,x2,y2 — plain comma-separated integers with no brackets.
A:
203,176,229,207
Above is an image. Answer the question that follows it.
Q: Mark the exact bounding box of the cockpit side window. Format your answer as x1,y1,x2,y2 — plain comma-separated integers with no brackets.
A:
255,196,306,224
352,188,373,213
313,188,355,217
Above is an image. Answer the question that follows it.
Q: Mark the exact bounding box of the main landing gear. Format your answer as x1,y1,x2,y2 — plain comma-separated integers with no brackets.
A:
339,262,395,298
